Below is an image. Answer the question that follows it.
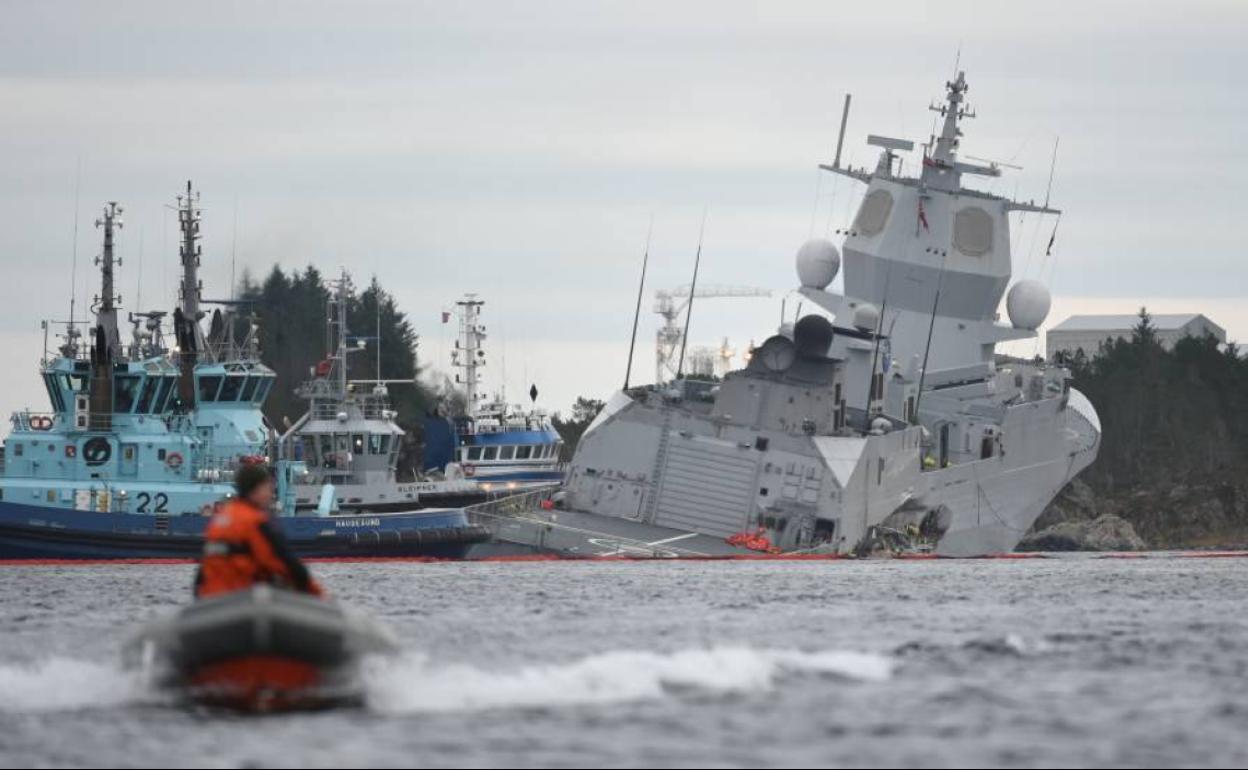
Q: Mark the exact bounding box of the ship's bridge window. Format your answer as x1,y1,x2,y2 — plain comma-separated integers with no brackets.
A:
483,446,498,461
368,434,391,455
467,446,483,461
43,374,66,413
352,434,365,455
136,376,160,414
61,373,88,393
115,375,141,413
318,435,333,464
219,376,245,402
198,376,222,403
153,377,174,413
240,376,260,402
516,445,532,460
499,445,515,461
252,378,272,404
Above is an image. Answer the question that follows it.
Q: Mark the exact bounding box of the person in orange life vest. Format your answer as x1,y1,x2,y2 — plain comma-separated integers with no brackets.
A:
194,464,324,599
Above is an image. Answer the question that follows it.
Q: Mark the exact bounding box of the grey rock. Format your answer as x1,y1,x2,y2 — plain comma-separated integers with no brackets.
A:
1018,514,1147,552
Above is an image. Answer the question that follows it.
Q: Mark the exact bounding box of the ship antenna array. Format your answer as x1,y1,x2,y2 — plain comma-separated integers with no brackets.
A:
675,210,707,380
623,217,653,390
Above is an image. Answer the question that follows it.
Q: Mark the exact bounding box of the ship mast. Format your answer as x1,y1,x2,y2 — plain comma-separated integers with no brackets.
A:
329,271,354,397
93,201,124,361
177,181,207,356
452,296,485,412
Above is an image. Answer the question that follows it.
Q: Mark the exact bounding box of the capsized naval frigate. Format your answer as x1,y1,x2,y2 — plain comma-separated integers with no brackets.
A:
466,71,1101,558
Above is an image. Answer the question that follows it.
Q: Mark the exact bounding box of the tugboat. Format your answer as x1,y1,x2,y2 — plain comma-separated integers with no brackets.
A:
282,271,495,513
422,295,564,491
464,71,1101,558
0,182,488,560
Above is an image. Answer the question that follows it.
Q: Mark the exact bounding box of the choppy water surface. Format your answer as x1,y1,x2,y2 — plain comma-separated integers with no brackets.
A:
2,556,1247,768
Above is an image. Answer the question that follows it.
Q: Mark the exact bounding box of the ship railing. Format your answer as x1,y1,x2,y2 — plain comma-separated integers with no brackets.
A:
463,488,707,558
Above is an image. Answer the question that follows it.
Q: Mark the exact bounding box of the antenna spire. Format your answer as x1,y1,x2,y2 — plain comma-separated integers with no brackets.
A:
675,210,707,381
623,217,652,390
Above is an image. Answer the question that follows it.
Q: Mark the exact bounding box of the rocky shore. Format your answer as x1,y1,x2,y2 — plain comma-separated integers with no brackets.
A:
1023,478,1248,552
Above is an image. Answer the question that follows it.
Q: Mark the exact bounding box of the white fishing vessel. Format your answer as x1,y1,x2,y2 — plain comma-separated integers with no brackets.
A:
282,273,491,513
467,71,1101,558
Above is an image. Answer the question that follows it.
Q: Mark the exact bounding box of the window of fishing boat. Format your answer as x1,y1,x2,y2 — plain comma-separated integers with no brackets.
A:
483,446,498,461
240,376,260,402
318,435,333,466
301,436,318,465
219,375,245,402
198,376,222,403
467,446,483,461
499,445,515,461
516,445,532,460
352,434,365,455
114,375,141,413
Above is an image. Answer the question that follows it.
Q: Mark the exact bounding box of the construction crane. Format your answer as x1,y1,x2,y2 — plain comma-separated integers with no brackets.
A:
654,284,771,383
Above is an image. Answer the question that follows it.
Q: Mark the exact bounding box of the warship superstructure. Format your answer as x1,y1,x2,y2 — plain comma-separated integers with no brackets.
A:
0,183,487,559
283,271,489,512
423,295,564,491
469,72,1101,558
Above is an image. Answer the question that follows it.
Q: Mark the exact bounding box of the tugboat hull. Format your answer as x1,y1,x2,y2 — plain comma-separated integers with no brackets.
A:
0,502,488,560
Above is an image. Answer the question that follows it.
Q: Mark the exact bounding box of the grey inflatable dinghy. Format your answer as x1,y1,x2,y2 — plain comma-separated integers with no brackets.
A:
125,585,398,710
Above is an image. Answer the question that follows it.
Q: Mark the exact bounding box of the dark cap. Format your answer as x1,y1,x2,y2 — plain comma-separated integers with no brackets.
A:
235,463,273,499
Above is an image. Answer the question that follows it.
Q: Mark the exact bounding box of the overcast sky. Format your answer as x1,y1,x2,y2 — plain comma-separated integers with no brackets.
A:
2,0,1246,418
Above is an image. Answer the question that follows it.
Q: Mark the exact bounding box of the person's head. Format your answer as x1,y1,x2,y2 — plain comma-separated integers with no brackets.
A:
235,463,276,509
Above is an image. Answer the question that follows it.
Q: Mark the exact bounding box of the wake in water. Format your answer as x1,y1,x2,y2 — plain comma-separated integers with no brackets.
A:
0,658,160,714
0,646,892,716
363,646,893,714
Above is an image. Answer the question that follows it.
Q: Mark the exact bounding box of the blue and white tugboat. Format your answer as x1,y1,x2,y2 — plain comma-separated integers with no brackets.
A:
0,183,487,560
422,295,564,491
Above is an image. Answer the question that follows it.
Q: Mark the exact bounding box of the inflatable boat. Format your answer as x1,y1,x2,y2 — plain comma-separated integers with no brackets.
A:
125,585,397,711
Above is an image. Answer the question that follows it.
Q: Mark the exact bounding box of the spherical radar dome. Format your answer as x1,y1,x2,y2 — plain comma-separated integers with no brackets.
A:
793,314,834,358
1006,280,1051,331
795,238,840,290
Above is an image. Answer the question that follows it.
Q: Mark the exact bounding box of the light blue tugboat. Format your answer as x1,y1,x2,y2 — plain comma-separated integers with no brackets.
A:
0,182,487,559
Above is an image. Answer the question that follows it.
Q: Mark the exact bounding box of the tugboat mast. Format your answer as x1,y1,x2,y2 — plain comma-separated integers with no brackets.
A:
93,201,124,361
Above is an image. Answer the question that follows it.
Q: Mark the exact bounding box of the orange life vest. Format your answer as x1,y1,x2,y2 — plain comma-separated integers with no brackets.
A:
194,499,323,598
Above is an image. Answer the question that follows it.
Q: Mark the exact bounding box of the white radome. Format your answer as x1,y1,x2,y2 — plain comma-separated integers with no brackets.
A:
1006,280,1051,331
795,238,840,289
852,302,880,332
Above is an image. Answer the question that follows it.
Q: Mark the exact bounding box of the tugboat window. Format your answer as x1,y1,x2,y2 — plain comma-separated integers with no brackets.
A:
379,435,391,454
516,445,532,460
136,377,160,413
483,446,498,461
468,446,483,461
114,375,141,413
219,376,244,401
198,376,222,403
500,446,516,460
240,376,259,401
352,434,365,455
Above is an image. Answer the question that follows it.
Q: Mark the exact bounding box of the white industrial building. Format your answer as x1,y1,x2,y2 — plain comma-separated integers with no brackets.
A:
1047,313,1227,360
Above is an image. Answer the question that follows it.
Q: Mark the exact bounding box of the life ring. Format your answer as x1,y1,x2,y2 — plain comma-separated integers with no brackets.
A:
166,452,184,470
463,463,475,477
29,415,53,431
